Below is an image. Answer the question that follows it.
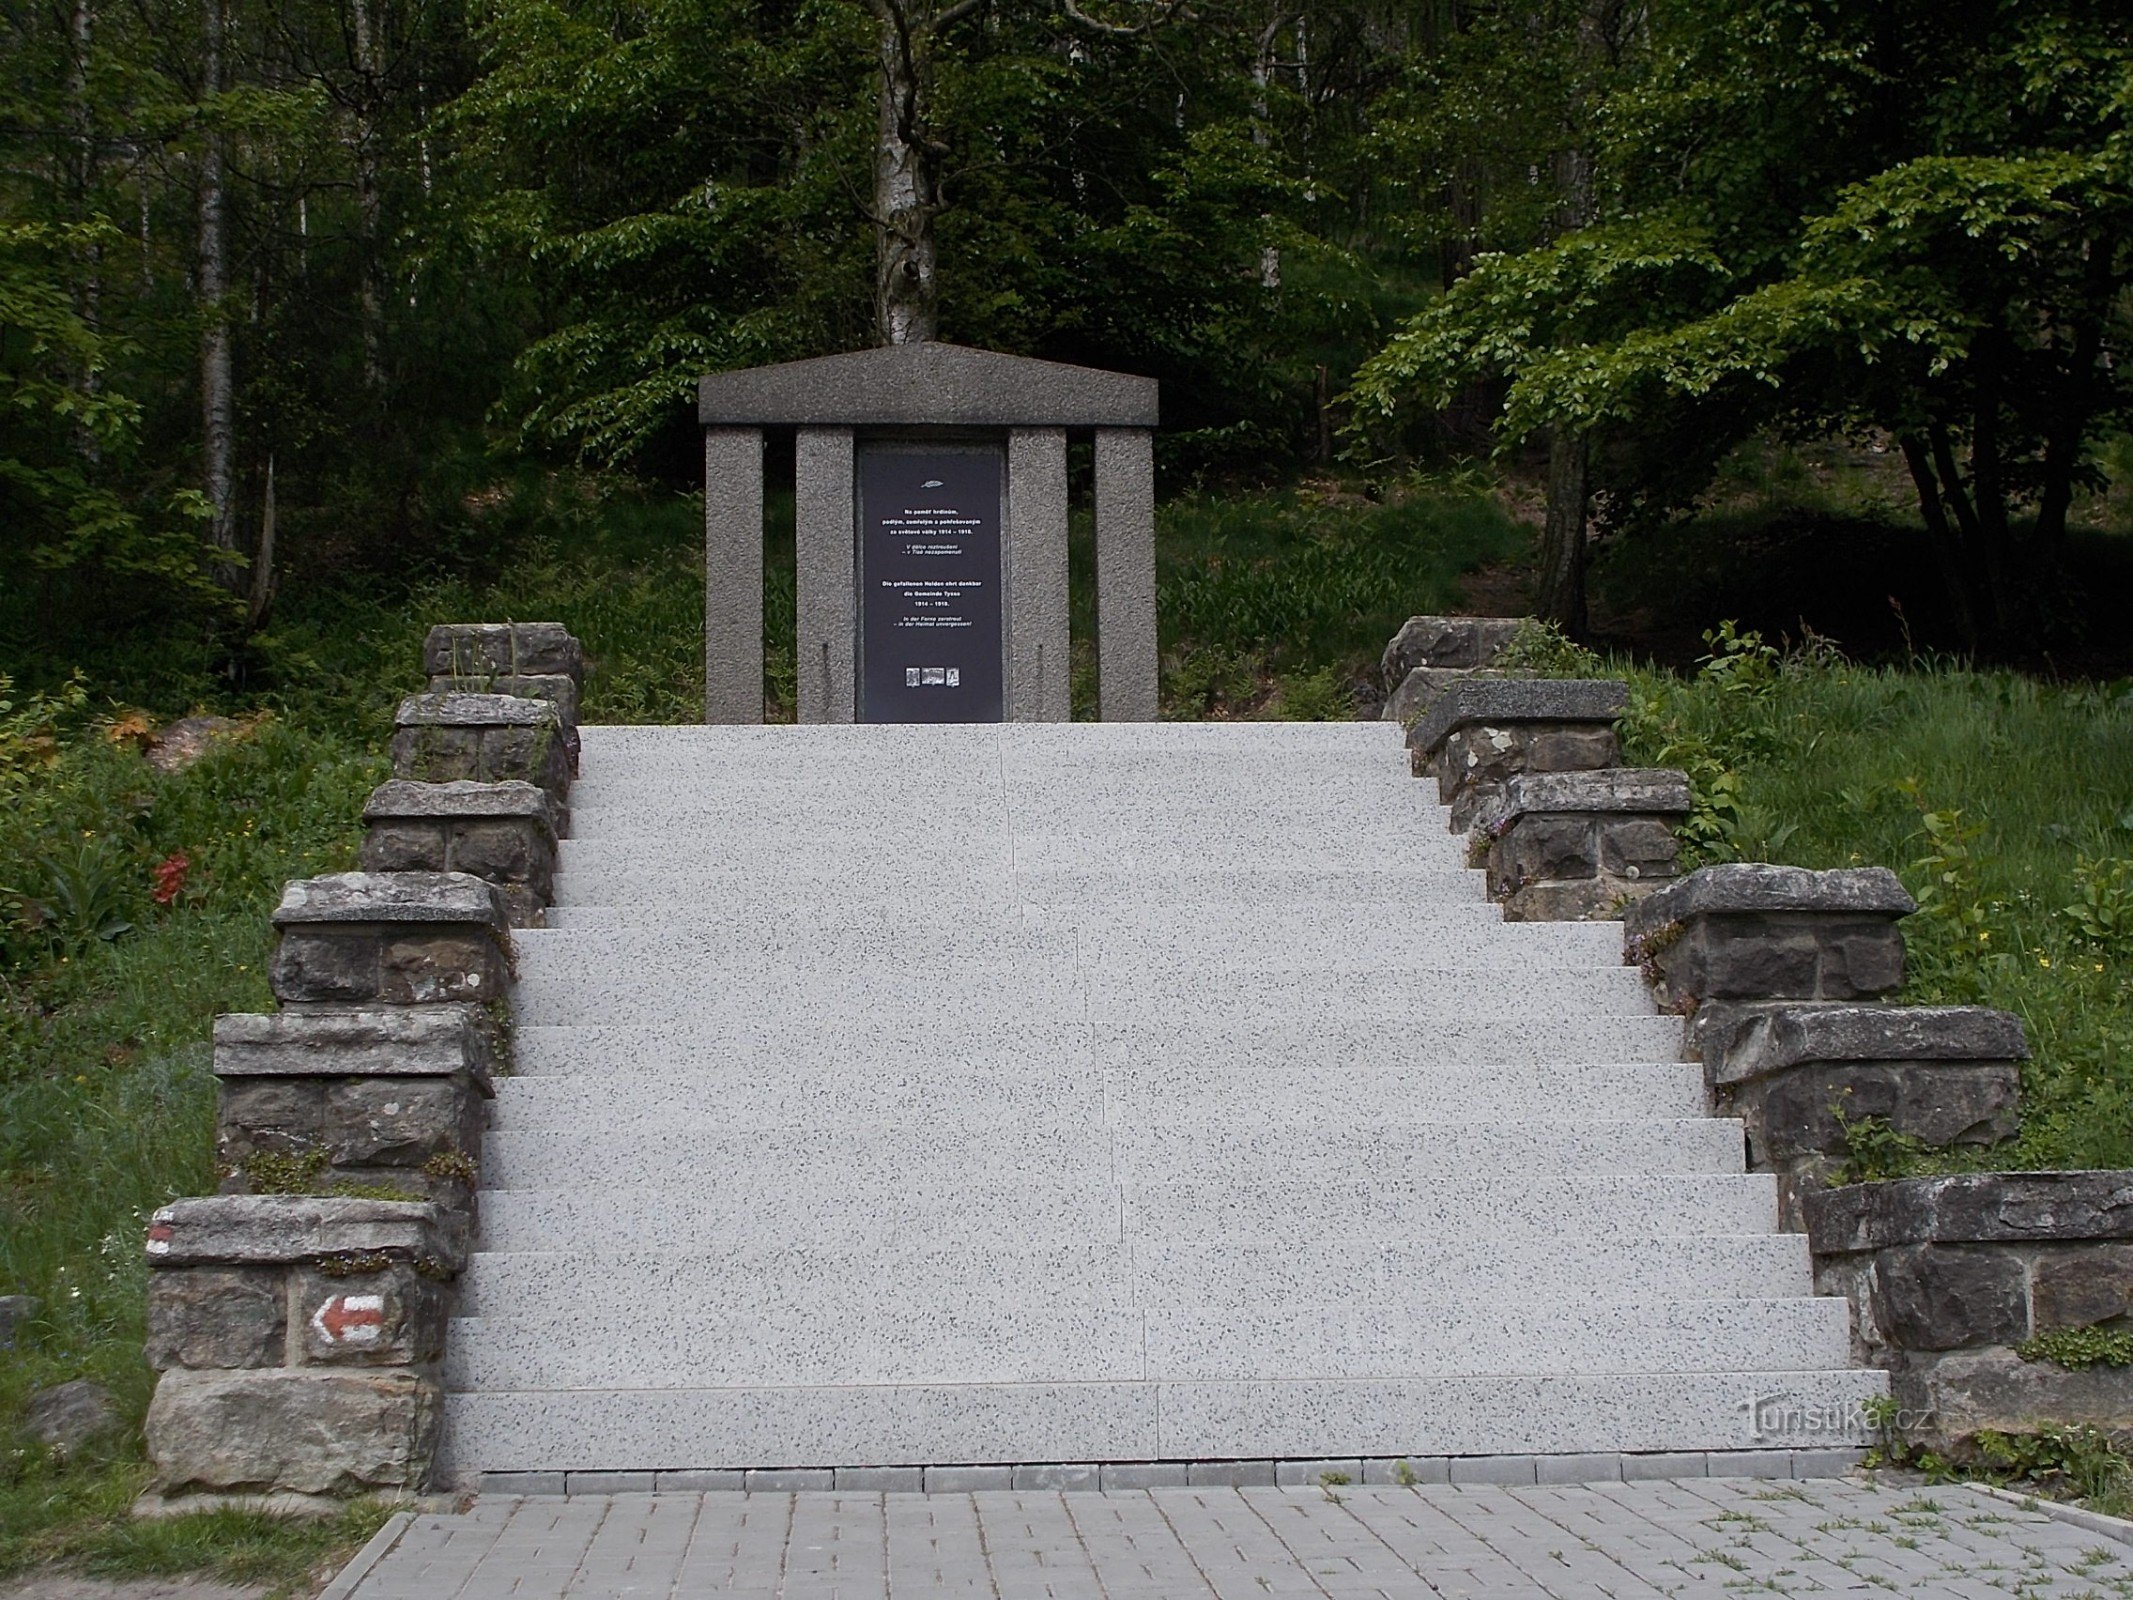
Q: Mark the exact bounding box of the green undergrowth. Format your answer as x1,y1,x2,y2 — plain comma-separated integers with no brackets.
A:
1148,481,1524,719
0,679,378,1571
0,1445,394,1595
1541,622,2133,1175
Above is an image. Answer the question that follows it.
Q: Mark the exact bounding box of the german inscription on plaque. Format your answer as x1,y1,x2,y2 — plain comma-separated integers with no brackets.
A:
858,446,1005,722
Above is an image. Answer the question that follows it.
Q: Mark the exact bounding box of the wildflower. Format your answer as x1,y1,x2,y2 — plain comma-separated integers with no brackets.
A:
2038,956,2051,968
151,851,190,906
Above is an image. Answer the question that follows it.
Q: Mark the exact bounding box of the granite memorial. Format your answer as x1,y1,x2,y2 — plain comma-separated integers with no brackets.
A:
698,343,1158,724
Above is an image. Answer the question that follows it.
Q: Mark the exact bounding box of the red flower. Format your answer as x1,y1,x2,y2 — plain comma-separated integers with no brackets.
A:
151,851,190,906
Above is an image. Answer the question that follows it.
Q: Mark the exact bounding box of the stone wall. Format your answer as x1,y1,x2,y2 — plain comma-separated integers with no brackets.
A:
1385,613,2127,1452
1805,1175,2133,1448
140,622,583,1511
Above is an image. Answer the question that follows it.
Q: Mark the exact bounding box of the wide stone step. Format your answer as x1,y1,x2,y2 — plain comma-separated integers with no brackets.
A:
548,866,1490,909
473,1174,1785,1251
478,1119,1745,1188
445,1297,1851,1390
507,964,1657,1026
556,834,1465,873
511,919,1626,972
508,1014,1689,1076
486,1058,1706,1128
439,1369,1887,1471
457,1237,1812,1320
537,897,1533,932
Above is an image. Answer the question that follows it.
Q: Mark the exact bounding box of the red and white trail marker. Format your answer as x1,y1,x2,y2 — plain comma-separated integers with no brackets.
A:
311,1293,387,1346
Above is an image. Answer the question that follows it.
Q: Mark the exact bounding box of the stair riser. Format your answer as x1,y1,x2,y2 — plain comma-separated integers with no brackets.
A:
549,869,1490,909
445,1300,1851,1389
479,1121,1746,1187
457,1237,1813,1319
472,1175,1783,1252
508,1017,1689,1075
488,1062,1708,1128
514,921,1626,969
507,967,1658,1026
439,1370,1888,1472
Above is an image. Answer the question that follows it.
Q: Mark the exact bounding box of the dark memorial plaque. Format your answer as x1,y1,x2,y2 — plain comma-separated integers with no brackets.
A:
858,446,1006,722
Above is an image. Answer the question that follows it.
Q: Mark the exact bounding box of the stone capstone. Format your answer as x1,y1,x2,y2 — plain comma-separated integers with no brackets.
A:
146,1368,442,1496
1382,666,1518,728
390,693,572,796
1381,616,1524,686
427,673,579,726
360,782,561,925
1407,678,1630,762
1804,1172,2133,1253
145,1194,466,1275
269,872,510,1008
422,623,583,685
23,1379,119,1451
1475,769,1692,922
1623,865,1914,1008
1706,1005,2024,1226
213,1004,496,1087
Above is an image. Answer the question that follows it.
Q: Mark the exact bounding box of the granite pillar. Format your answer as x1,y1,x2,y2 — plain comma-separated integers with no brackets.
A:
1094,428,1158,722
1006,427,1070,722
795,426,856,724
703,427,764,725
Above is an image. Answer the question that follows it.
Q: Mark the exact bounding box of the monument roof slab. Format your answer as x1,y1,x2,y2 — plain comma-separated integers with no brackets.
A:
698,343,1158,428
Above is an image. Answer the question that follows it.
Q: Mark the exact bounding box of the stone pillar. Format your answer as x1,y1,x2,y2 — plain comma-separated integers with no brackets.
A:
1707,1005,2023,1228
1474,768,1691,921
269,872,512,1010
795,427,856,723
1622,864,1916,1012
423,622,585,726
1094,428,1158,722
1380,615,1525,726
1804,1173,2133,1448
142,1196,462,1508
1006,427,1071,722
1407,678,1629,830
391,694,571,802
360,780,559,926
703,427,764,725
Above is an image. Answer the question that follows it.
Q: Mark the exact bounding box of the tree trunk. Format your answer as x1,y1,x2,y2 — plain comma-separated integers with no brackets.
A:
1538,428,1589,635
350,0,385,387
1898,433,1979,654
872,4,939,346
69,0,102,463
248,453,277,626
199,0,239,591
1927,421,1999,645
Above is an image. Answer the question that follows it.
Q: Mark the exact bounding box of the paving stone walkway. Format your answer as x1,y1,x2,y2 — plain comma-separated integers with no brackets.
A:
337,1478,2133,1598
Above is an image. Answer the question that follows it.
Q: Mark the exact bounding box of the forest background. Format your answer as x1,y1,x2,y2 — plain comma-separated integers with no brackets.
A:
5,0,2132,697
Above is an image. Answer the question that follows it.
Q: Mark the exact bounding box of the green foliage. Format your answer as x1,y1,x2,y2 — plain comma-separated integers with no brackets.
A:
1832,1110,1932,1187
2065,857,2133,955
1613,648,2133,1172
1493,620,1602,678
1352,0,2133,642
1972,1428,2133,1521
1154,484,1525,716
0,711,378,1546
2018,1326,2133,1372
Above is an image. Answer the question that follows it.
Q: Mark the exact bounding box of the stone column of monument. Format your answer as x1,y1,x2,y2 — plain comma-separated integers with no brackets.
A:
702,428,764,725
1094,427,1158,722
1006,427,1070,722
795,427,857,724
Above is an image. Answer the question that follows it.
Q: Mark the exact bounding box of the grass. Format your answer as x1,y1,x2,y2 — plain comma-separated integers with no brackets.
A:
1602,626,2133,1172
0,701,379,1582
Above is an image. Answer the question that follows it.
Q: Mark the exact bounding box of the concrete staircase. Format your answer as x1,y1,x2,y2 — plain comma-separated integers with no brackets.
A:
441,722,1883,1476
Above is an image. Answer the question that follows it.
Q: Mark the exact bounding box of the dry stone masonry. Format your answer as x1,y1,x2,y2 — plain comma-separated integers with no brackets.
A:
141,622,582,1511
1806,1174,2133,1448
1381,612,2126,1458
1474,768,1689,921
1408,678,1631,829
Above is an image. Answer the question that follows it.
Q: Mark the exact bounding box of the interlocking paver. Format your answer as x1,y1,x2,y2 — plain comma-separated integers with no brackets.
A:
337,1478,2133,1598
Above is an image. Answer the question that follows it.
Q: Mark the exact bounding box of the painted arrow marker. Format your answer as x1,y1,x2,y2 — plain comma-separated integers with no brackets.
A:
310,1293,387,1346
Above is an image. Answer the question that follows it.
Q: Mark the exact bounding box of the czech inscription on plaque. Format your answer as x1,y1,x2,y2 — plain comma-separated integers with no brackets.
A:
858,446,1006,722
